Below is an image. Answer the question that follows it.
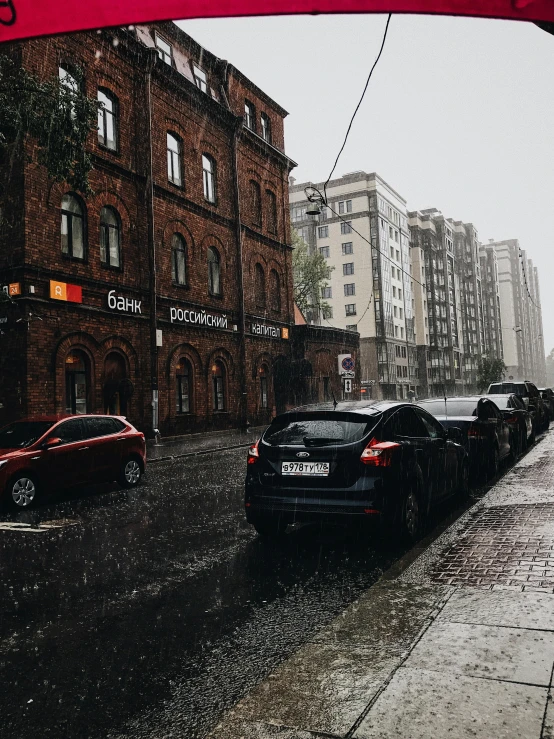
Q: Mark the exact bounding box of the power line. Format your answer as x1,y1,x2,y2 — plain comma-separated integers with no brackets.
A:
323,14,392,203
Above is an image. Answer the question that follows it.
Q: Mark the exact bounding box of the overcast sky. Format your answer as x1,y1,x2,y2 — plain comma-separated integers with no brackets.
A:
179,14,554,354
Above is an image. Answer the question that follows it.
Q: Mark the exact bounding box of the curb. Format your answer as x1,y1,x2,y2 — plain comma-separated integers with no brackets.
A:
148,440,253,464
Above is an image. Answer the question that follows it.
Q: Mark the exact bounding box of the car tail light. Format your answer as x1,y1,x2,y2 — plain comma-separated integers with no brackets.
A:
505,414,518,425
247,440,260,465
467,424,486,437
360,437,400,467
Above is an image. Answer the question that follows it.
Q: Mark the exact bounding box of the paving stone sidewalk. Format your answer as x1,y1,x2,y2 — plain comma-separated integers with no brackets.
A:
209,431,554,739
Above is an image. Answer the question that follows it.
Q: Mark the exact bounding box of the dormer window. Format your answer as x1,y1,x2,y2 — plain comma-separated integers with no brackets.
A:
155,34,172,66
193,65,207,93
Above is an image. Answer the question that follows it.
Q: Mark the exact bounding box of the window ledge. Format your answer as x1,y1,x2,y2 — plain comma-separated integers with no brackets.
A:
98,143,121,157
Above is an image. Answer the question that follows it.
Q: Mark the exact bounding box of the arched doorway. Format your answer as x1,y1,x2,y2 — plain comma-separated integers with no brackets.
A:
65,350,89,414
273,355,290,414
103,352,129,415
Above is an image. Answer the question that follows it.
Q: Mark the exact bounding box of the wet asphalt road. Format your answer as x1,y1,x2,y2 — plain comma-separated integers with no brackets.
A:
0,446,486,739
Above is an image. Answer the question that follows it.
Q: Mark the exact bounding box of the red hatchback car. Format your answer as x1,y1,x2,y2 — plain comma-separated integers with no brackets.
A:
0,415,146,509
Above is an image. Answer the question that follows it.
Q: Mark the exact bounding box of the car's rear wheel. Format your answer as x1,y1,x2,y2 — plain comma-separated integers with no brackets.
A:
6,473,38,510
119,456,142,488
398,470,424,545
251,516,287,538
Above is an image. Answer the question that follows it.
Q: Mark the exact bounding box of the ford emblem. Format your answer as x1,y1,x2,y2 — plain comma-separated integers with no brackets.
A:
296,451,310,458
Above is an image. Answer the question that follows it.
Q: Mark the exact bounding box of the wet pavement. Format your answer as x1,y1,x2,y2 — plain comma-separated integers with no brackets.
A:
0,442,405,739
211,431,554,739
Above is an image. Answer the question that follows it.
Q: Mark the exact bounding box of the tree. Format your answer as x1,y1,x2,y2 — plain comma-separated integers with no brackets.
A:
0,55,98,195
477,357,507,392
291,228,333,321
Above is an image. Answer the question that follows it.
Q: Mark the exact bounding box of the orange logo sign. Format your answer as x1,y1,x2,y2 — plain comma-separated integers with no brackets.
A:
8,283,21,296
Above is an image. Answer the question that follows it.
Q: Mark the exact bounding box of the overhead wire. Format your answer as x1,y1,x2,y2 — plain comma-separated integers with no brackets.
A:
322,14,392,204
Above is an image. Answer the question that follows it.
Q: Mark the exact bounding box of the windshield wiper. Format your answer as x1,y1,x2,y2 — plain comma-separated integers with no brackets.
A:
303,436,339,447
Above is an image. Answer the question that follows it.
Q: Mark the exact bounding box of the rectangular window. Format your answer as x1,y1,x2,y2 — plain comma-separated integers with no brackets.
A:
193,65,207,92
402,365,408,377
318,226,329,238
167,133,182,186
338,200,352,214
389,226,393,238
399,308,403,319
321,286,332,298
390,246,394,258
340,221,352,235
393,286,397,298
345,304,356,316
342,242,353,255
322,306,333,319
398,289,402,300
319,246,330,258
391,266,395,279
344,283,355,296
343,263,354,276
402,346,407,358
396,250,400,261
400,326,404,338
155,34,172,65
395,230,399,242
394,325,399,337
346,324,357,331
260,113,271,143
394,306,398,317
244,100,255,130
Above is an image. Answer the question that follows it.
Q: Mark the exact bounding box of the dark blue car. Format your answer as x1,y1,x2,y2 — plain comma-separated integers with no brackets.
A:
245,400,467,543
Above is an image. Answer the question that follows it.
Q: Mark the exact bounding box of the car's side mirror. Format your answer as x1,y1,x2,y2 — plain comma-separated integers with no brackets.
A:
446,427,463,443
43,436,62,449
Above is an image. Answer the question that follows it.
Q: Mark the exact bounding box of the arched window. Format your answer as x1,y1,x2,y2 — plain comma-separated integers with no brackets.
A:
207,246,221,296
59,64,79,117
212,361,226,411
250,180,261,226
103,351,127,415
100,206,121,267
260,112,271,143
269,269,281,312
202,154,216,203
97,88,118,151
255,263,266,309
176,358,192,413
167,132,182,186
266,190,277,234
61,194,85,259
65,350,89,414
259,364,269,409
171,233,187,285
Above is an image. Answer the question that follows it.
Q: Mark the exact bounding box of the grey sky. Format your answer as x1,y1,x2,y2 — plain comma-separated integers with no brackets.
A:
179,14,554,354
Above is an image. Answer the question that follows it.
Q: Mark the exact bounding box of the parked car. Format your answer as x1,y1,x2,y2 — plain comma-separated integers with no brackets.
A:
538,388,554,421
417,396,512,479
484,393,534,454
245,400,468,543
0,415,146,509
487,380,549,432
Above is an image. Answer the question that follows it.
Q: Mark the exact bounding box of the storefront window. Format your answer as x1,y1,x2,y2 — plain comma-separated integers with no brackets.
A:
65,350,88,414
176,359,191,413
212,361,226,411
260,365,269,409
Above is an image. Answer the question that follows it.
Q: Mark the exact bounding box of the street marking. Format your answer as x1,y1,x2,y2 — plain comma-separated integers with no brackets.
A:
0,519,80,533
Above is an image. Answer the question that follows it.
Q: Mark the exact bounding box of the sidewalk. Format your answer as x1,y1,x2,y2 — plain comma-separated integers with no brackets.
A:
146,425,267,462
209,431,554,739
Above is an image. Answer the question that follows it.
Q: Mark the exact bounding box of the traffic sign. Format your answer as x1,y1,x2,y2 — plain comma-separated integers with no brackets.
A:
344,378,352,394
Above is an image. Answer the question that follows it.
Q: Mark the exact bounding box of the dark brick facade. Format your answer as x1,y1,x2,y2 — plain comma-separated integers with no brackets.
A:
0,23,359,435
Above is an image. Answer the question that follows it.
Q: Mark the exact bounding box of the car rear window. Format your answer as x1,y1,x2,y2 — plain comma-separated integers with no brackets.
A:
264,417,373,447
84,417,125,438
489,383,526,395
419,400,479,417
0,421,55,449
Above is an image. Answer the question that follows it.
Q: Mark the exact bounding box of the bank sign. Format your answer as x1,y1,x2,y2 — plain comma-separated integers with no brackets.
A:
170,306,229,329
251,322,289,339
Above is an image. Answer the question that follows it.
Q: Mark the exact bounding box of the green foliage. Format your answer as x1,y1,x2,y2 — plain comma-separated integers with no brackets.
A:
291,228,334,319
0,55,98,194
477,357,507,392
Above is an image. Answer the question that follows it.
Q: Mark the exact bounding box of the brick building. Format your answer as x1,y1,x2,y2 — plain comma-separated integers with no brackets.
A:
0,23,299,435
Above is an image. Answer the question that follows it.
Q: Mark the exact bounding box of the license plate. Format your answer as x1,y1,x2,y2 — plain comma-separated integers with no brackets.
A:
281,461,329,476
